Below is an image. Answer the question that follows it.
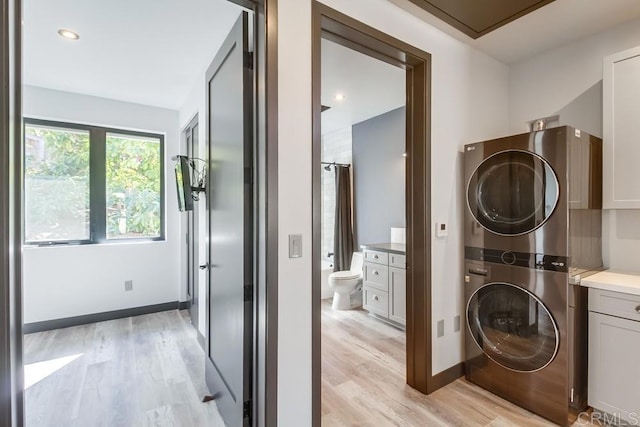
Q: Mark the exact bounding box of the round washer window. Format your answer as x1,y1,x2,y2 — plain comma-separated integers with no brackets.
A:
466,283,559,372
467,150,559,235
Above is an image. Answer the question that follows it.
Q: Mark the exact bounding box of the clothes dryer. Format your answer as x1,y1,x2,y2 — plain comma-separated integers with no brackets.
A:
464,126,601,264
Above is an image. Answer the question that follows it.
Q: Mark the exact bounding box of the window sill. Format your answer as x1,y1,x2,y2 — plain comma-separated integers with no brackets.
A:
24,238,166,249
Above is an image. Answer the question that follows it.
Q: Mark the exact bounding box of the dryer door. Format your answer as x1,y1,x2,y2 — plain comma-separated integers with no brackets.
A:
467,282,559,372
467,150,559,236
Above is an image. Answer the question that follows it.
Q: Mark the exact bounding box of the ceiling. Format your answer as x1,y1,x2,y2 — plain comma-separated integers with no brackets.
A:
321,39,405,135
391,0,640,64
23,0,242,110
23,0,640,115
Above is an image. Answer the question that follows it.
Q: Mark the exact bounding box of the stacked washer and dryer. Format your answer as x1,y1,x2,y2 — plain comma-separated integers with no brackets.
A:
463,126,603,426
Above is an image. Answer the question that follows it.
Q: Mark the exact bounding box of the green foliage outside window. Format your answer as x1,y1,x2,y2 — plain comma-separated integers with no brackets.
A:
25,127,90,241
106,134,161,238
24,122,163,243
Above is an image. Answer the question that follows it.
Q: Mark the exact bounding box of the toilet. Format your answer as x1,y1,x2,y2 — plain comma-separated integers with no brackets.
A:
328,252,364,310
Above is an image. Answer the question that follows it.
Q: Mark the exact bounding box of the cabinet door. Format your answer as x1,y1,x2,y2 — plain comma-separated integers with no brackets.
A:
389,267,406,326
603,46,640,208
588,312,640,422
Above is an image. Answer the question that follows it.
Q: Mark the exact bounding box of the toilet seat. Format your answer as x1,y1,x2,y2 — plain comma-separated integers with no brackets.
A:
329,271,362,281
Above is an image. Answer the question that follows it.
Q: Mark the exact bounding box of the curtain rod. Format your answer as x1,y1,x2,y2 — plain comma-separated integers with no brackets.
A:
321,161,350,168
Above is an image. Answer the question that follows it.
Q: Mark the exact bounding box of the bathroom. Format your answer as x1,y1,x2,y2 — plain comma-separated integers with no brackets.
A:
319,36,408,416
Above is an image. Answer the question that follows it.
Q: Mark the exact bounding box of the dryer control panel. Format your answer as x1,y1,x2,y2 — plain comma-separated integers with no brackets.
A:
465,246,569,273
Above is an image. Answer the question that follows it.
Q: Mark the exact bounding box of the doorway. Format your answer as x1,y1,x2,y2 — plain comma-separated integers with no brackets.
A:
311,2,435,425
182,114,201,335
1,0,278,425
319,35,408,421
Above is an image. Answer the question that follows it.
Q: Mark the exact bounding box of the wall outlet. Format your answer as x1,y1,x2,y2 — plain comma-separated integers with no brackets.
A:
125,280,133,292
437,319,445,337
453,315,461,332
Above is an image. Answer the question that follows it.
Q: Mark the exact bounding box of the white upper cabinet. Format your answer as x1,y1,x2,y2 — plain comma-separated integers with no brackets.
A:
603,46,640,209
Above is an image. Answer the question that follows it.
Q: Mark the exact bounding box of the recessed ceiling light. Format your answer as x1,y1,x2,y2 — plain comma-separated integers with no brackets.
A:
57,29,80,40
334,93,345,102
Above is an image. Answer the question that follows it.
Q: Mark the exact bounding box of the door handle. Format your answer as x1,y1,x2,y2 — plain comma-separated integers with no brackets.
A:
199,263,210,270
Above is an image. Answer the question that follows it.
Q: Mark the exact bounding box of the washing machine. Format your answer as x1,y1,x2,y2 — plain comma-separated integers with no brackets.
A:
464,126,602,262
464,254,588,426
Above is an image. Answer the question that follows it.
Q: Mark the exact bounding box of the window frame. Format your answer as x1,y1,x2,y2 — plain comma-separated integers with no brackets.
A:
23,118,166,246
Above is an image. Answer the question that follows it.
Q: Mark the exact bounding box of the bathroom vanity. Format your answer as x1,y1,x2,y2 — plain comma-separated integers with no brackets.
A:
582,271,640,424
360,243,406,329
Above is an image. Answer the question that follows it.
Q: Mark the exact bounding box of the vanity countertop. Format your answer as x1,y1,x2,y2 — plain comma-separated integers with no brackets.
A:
360,242,406,255
581,270,640,297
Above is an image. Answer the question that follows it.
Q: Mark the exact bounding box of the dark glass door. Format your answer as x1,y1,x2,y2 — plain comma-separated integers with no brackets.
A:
467,150,559,235
467,283,559,372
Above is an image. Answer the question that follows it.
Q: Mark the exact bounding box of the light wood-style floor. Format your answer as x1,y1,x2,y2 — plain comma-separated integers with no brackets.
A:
321,300,599,427
24,310,225,427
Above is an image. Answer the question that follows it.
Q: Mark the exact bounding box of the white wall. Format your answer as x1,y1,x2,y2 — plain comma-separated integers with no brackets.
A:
508,17,640,272
277,0,510,424
509,17,640,137
23,85,182,323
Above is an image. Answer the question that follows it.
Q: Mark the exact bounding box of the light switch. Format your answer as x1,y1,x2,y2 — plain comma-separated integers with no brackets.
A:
435,222,448,238
289,234,302,258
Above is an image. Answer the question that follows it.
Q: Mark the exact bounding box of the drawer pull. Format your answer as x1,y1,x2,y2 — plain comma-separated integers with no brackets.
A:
373,255,379,259
373,271,379,275
373,295,379,301
636,305,640,313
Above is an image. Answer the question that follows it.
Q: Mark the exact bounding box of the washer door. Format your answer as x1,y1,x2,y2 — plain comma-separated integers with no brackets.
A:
467,283,559,372
467,150,559,235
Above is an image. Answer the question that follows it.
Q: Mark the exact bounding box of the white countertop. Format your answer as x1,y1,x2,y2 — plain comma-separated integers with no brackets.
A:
581,270,640,296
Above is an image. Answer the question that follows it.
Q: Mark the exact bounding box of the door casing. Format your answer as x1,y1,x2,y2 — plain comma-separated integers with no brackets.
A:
0,0,24,425
311,3,459,425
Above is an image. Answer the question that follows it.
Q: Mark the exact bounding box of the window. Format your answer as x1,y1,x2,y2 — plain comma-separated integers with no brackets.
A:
106,133,162,239
24,119,165,244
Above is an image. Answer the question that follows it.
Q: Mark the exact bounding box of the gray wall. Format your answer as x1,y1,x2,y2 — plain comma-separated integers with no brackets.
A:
352,107,405,247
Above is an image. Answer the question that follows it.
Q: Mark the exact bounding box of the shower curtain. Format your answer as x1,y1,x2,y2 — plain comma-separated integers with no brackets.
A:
334,165,354,272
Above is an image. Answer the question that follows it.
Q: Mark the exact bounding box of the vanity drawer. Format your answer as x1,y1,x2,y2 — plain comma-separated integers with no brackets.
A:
363,262,388,291
589,288,640,321
364,249,388,266
389,253,406,269
363,286,388,317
